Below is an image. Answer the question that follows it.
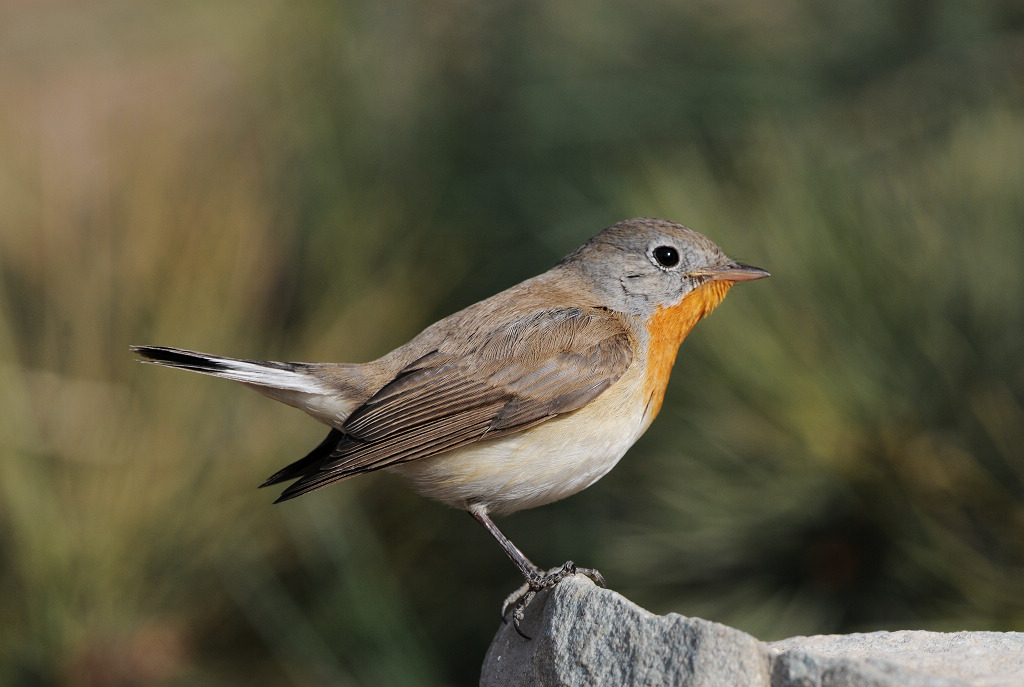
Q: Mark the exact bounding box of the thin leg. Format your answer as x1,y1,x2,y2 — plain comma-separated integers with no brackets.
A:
469,503,606,639
469,503,543,580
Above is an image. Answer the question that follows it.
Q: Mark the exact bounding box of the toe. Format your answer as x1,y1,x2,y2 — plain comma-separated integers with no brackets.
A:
578,567,606,587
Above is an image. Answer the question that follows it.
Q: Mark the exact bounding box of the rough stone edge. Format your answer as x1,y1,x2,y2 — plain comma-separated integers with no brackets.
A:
482,575,770,686
481,575,1023,687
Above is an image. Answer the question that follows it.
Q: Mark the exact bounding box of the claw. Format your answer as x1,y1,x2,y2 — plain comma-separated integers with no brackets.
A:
577,565,606,587
500,580,532,621
511,590,536,639
499,561,605,639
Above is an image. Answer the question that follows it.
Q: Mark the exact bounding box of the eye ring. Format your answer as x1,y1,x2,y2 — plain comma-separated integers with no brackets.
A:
651,245,680,269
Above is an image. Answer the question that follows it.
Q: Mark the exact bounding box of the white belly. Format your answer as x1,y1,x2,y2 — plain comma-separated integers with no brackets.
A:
389,382,653,515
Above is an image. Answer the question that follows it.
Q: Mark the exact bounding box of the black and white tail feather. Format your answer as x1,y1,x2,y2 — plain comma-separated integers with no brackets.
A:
130,345,318,390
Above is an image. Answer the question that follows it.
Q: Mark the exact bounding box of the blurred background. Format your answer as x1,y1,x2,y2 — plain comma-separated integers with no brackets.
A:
2,0,1023,684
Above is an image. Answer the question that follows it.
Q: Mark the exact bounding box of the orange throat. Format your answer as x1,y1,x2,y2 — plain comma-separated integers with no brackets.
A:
642,280,734,421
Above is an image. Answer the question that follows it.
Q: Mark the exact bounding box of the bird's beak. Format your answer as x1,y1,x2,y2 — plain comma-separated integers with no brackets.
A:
692,263,770,282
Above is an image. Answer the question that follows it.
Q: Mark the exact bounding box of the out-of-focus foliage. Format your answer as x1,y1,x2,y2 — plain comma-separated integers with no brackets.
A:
1,0,1022,684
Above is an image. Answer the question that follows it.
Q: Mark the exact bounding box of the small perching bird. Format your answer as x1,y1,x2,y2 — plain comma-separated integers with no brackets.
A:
133,217,768,636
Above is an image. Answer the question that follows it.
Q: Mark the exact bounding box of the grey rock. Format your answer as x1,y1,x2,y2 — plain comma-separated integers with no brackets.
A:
480,575,1024,687
770,631,1024,687
481,575,770,686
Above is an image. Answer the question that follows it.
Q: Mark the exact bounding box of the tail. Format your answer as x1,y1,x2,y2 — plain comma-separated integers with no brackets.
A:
131,345,321,390
131,345,358,424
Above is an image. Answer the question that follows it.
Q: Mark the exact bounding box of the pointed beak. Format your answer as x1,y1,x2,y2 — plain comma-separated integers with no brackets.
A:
693,263,770,282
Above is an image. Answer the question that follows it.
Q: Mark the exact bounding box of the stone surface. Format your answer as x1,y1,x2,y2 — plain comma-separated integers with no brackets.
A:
770,631,1024,687
481,575,769,687
480,575,1024,687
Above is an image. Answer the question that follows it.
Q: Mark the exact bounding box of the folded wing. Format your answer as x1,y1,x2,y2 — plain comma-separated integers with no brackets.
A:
268,307,633,500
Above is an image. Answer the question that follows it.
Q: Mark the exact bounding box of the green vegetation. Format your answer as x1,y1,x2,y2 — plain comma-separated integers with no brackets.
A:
1,1,1022,684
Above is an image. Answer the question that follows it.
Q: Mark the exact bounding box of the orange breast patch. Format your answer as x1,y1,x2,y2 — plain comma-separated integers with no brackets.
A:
642,280,734,420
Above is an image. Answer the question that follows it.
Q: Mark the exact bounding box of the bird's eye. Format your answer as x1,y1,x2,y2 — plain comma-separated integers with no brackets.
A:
652,245,680,268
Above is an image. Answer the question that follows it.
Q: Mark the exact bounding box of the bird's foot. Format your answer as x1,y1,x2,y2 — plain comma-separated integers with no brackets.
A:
501,561,606,639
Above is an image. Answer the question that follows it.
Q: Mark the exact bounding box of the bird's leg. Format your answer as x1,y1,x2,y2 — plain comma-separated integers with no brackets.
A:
469,503,544,579
469,504,605,639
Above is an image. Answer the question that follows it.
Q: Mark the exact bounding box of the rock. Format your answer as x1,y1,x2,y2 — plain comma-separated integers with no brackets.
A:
480,575,1024,687
481,575,769,686
770,631,1024,687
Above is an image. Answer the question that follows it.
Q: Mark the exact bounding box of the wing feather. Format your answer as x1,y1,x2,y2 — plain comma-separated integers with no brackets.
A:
273,307,633,501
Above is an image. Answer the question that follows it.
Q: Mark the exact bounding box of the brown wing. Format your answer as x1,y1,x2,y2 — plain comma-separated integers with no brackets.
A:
273,307,633,501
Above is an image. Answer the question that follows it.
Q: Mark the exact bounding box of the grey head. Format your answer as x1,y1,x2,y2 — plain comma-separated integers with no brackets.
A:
559,217,768,316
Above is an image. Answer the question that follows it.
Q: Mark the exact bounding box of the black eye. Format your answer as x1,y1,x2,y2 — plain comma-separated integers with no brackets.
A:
652,245,680,268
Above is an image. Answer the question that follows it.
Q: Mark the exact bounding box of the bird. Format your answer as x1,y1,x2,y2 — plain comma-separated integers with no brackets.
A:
132,217,768,636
